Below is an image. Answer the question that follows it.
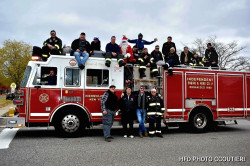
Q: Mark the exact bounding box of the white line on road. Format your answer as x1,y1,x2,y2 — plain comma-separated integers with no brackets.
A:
0,128,19,149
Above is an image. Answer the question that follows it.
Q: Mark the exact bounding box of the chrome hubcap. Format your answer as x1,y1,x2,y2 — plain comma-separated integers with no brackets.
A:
194,113,207,129
61,114,80,133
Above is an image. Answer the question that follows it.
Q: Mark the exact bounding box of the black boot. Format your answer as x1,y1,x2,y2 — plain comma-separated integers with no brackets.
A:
119,60,126,67
153,71,160,77
139,68,146,78
105,61,111,67
163,63,169,70
168,67,173,75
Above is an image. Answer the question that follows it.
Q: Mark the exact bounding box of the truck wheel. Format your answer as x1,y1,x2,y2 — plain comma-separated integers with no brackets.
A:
54,111,86,137
189,112,210,133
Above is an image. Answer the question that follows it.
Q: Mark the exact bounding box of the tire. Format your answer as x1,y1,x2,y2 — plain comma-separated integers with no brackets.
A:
189,112,211,133
54,110,86,137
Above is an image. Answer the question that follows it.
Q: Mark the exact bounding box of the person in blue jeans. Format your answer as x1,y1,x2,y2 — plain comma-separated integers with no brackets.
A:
71,32,91,70
136,85,148,138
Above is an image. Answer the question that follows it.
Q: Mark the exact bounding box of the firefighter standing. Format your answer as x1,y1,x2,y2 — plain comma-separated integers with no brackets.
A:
42,30,62,61
138,48,151,77
147,88,164,138
204,43,218,67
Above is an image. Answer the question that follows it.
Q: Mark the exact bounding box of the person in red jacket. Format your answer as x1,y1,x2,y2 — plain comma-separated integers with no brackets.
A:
120,36,135,85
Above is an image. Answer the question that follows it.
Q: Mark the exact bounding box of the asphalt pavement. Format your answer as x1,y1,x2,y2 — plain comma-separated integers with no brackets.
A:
0,120,250,166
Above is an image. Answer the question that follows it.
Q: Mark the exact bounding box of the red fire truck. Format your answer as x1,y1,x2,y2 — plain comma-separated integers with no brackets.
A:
1,52,250,137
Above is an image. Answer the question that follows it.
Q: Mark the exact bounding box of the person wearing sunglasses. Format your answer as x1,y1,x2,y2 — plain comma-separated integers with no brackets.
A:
42,30,62,61
136,85,148,138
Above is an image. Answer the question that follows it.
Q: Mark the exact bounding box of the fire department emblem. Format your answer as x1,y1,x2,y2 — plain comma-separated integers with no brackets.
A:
39,93,49,103
69,59,77,66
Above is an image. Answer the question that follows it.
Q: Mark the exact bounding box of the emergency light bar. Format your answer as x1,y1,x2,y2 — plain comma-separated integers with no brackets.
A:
31,56,41,61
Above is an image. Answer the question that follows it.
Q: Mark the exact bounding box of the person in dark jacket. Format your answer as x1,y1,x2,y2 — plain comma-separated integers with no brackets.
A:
147,88,164,138
204,43,218,67
164,47,180,75
42,30,62,61
151,45,164,63
132,46,140,64
90,37,101,54
101,85,118,142
44,70,57,85
189,53,204,67
119,86,137,138
105,36,125,67
126,33,157,52
71,32,91,70
162,36,176,58
135,85,148,138
138,48,151,77
180,47,193,65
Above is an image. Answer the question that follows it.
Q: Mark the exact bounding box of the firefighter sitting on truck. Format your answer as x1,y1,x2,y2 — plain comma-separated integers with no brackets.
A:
147,88,164,138
138,48,159,78
105,36,126,67
42,30,62,61
189,53,204,67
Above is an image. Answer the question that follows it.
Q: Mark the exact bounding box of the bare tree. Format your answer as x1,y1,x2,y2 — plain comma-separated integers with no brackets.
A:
185,36,249,70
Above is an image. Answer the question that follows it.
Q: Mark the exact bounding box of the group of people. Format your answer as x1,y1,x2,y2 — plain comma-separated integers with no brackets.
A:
38,30,219,77
101,85,164,142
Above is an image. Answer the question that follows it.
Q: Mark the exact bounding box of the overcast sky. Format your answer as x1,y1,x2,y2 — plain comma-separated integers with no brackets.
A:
0,0,249,56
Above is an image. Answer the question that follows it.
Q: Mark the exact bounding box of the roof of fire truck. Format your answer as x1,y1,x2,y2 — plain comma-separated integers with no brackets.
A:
30,50,250,74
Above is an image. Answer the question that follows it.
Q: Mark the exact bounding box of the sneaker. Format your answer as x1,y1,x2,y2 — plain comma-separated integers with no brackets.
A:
139,134,143,138
124,135,128,138
129,135,134,138
144,132,148,137
105,138,111,142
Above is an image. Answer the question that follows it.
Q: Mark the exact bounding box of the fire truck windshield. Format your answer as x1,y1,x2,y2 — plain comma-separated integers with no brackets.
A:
20,66,31,87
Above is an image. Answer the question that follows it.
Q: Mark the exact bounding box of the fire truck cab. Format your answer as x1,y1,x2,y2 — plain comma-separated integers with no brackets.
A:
1,52,250,137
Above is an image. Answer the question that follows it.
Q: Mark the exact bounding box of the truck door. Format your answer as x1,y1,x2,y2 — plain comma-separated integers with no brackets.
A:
164,71,184,119
28,66,61,122
217,74,245,118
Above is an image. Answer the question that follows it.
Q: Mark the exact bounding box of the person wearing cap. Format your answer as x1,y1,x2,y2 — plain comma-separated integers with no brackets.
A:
147,88,164,138
162,36,176,58
119,86,137,138
101,85,118,142
135,85,148,138
204,43,218,67
105,36,125,67
71,32,91,70
42,30,62,61
163,47,180,75
180,47,193,65
189,53,204,67
125,33,157,52
90,37,101,54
